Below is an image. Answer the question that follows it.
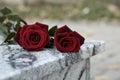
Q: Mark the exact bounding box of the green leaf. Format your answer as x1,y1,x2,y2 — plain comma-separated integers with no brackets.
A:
14,21,20,31
0,7,12,15
19,18,27,25
4,32,16,42
4,22,12,27
48,25,57,36
0,24,8,36
7,15,20,21
6,40,16,44
4,22,13,33
0,16,6,23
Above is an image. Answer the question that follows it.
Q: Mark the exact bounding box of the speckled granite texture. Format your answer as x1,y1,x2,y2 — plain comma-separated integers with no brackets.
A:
0,40,105,80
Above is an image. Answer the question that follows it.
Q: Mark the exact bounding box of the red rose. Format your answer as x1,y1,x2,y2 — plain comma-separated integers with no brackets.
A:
14,22,50,51
54,25,85,52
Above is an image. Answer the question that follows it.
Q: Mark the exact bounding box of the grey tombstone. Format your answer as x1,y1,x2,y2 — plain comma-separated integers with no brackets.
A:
0,40,105,80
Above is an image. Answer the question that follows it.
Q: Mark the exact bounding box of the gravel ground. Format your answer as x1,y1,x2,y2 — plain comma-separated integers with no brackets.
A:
88,23,120,80
0,20,120,80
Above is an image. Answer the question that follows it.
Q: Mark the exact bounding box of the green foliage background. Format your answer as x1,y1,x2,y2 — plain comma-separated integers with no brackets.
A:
0,0,120,21
0,7,27,44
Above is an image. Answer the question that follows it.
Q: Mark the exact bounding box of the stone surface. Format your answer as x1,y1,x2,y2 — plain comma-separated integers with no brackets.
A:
0,40,105,80
42,59,90,80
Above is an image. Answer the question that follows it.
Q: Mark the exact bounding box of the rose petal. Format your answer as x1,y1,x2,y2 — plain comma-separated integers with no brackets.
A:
69,31,85,45
35,22,48,31
55,25,72,34
14,27,22,44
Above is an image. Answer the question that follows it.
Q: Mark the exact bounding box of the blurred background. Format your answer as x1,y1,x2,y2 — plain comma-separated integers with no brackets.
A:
0,0,120,21
0,0,120,80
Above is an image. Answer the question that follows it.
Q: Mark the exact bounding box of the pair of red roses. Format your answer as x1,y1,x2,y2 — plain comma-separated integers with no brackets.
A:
14,22,85,52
